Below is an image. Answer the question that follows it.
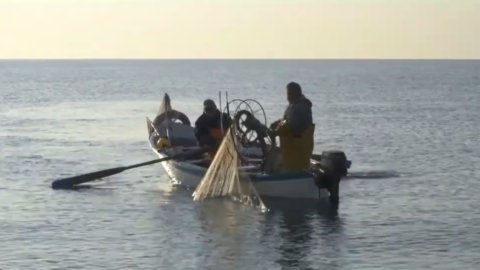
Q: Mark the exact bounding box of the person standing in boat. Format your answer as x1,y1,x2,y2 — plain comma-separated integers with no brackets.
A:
194,99,232,149
270,82,314,171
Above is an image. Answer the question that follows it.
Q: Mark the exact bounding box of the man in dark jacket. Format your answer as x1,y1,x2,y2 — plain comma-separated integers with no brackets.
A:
194,99,231,147
271,82,315,171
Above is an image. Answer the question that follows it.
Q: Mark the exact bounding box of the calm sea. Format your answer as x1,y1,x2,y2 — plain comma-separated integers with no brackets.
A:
1,60,479,269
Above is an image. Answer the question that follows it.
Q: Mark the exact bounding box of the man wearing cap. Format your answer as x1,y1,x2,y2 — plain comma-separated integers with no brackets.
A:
270,82,315,171
194,99,232,149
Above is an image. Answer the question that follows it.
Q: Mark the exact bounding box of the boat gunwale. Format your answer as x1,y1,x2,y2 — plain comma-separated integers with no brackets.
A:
156,149,315,183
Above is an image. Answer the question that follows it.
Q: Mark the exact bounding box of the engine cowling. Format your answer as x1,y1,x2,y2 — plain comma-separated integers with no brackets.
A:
311,150,351,207
312,150,350,177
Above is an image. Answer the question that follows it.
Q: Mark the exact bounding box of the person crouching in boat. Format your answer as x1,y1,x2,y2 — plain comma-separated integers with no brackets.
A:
270,82,314,172
194,99,232,159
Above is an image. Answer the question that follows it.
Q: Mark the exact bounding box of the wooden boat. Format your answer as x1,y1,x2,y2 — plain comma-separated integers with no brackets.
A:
146,94,350,205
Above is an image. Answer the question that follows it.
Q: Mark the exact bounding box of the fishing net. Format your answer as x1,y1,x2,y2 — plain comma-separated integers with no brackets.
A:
192,128,268,212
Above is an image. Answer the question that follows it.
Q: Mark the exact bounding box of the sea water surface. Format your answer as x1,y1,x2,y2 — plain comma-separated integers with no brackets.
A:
1,60,479,269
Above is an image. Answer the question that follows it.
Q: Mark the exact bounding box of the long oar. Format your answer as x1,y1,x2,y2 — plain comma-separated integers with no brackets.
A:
51,147,209,190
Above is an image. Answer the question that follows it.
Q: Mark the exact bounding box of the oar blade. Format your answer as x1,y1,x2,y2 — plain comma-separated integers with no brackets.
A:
51,166,126,190
51,146,211,190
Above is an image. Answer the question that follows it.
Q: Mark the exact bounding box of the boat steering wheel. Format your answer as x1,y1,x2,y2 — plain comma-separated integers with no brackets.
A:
224,99,268,145
234,110,260,145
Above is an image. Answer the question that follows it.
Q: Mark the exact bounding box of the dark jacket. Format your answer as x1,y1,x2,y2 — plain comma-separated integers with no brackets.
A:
194,109,232,146
283,95,313,136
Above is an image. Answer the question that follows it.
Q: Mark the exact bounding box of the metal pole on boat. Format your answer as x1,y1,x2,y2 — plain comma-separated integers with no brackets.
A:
219,91,223,136
225,91,229,114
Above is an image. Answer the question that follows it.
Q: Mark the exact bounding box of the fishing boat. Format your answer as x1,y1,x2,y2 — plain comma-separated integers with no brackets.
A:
146,94,351,206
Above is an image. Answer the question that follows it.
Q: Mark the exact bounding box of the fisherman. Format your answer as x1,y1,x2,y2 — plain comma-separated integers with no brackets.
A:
194,99,232,149
270,82,314,171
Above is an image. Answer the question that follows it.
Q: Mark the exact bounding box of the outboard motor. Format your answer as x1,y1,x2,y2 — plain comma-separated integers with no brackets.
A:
311,151,351,207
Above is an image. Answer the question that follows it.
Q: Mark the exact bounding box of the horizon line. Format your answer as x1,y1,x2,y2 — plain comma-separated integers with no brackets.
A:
1,57,480,61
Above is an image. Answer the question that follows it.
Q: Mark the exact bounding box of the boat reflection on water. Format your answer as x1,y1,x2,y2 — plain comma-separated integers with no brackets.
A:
194,197,345,269
262,199,345,270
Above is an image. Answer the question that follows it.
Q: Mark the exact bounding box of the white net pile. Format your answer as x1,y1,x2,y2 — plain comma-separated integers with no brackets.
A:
192,128,267,211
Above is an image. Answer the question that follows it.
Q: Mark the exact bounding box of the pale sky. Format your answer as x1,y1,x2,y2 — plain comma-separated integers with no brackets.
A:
1,0,479,59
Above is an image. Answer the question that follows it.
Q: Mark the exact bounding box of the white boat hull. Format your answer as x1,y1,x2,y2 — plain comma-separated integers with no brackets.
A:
154,149,328,200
